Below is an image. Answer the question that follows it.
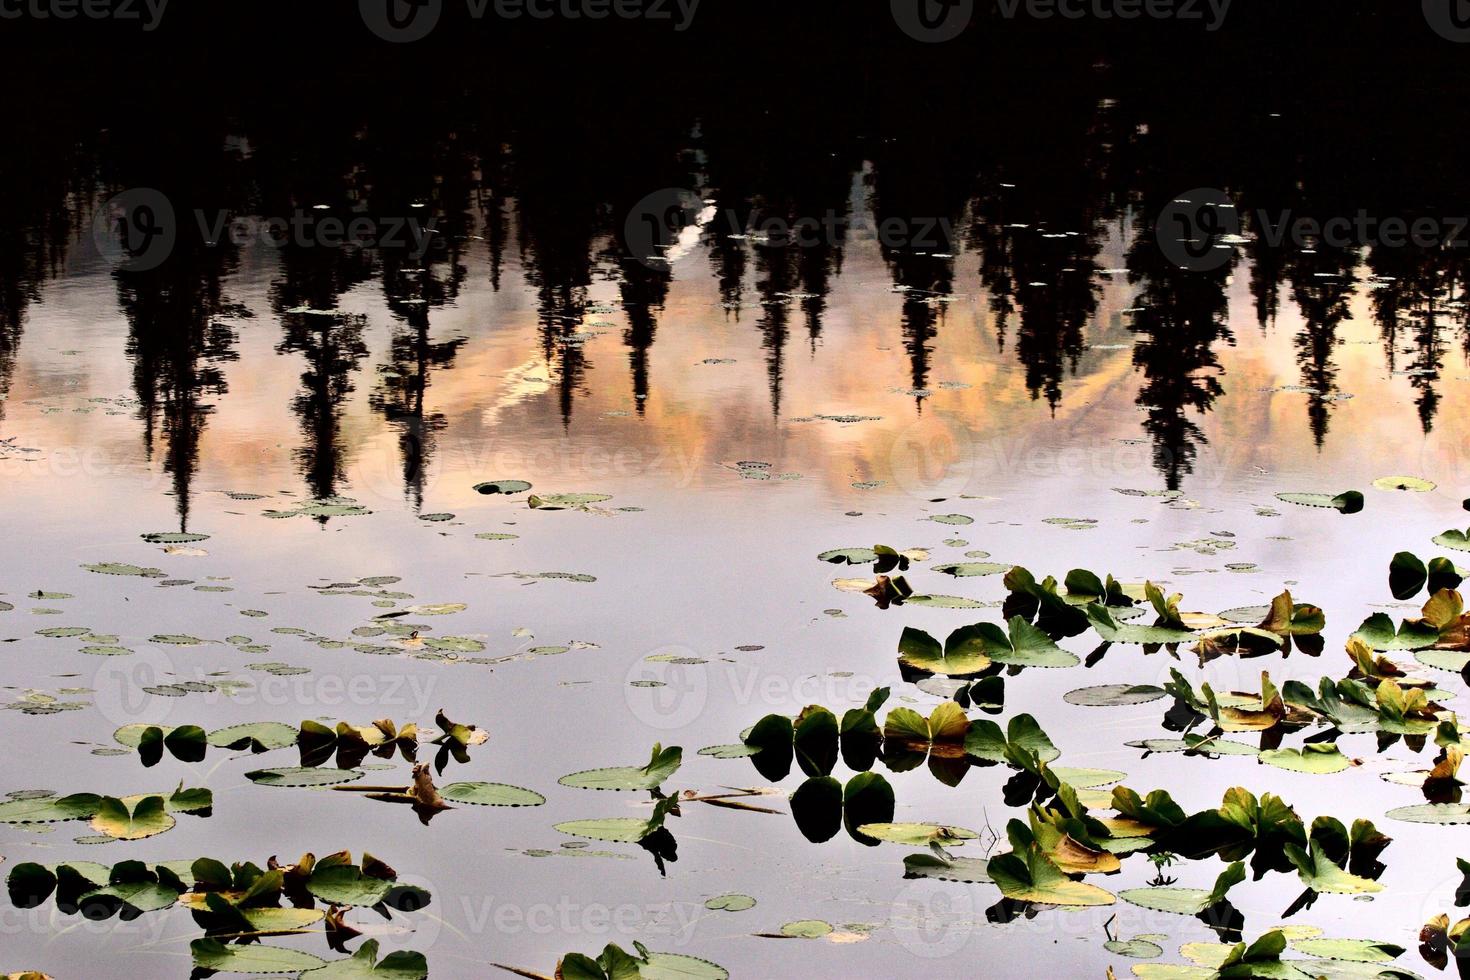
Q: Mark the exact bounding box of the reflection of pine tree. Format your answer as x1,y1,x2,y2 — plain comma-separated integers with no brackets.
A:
371,253,467,511
1286,244,1358,446
118,255,241,531
1125,238,1236,490
0,122,77,429
871,152,965,410
972,189,1101,412
271,242,373,505
1367,244,1468,435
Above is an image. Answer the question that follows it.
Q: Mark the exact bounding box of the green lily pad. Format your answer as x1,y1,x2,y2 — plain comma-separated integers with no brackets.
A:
554,818,655,843
901,852,992,883
245,767,364,788
207,722,300,751
1434,528,1470,552
82,562,166,578
932,562,1010,577
704,894,756,912
439,782,545,807
529,493,612,510
141,532,211,544
989,843,1115,906
90,796,174,841
1373,476,1435,492
926,514,973,526
818,548,881,565
1275,491,1364,513
1064,684,1166,707
1049,767,1127,789
1259,743,1352,775
559,745,682,791
190,938,326,974
905,595,985,608
0,793,102,823
1105,939,1165,959
1288,939,1405,963
299,939,427,979
474,480,532,495
1385,803,1470,824
853,823,979,846
780,920,833,938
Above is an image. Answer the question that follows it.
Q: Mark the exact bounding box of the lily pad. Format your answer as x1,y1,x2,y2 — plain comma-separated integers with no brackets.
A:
438,783,546,807
474,480,532,495
90,796,174,841
190,938,326,974
245,767,364,788
853,823,979,846
780,920,834,938
704,894,756,912
1275,491,1364,514
82,562,166,578
1259,743,1353,775
529,493,612,510
1373,476,1435,492
140,532,210,544
299,940,426,979
1064,684,1166,707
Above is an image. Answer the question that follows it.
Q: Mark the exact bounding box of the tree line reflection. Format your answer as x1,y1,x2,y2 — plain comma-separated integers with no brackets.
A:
3,41,1470,521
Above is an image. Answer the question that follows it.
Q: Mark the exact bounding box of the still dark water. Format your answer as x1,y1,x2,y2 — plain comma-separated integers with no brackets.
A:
4,6,1470,978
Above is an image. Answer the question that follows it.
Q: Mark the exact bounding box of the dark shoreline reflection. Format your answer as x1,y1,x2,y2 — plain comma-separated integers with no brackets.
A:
1,11,1468,508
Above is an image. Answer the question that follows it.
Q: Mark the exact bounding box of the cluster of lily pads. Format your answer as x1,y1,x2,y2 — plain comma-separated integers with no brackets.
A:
5,849,432,976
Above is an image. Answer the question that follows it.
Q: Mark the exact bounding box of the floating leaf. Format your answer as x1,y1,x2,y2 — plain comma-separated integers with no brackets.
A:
474,480,532,495
529,493,612,510
1373,476,1436,492
1288,938,1405,963
438,783,545,807
245,767,364,788
559,745,682,791
988,843,1115,906
89,796,174,841
853,823,978,846
140,532,210,544
82,562,165,578
1434,528,1470,553
1385,803,1470,824
902,851,992,883
190,938,326,974
704,894,756,912
1259,743,1353,775
779,920,833,938
299,939,427,979
1064,684,1166,707
1275,491,1364,513
932,562,1009,577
